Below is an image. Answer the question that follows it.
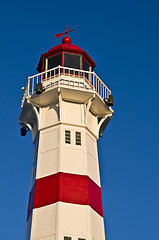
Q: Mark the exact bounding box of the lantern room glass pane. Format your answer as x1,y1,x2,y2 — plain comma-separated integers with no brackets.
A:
64,53,81,69
48,53,62,70
83,57,90,71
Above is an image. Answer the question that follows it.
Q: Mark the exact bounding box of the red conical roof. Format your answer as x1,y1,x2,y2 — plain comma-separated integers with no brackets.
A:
37,39,96,72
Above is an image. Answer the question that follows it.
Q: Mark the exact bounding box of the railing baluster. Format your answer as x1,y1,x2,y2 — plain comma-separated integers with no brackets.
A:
28,79,30,96
101,83,102,97
104,86,105,99
32,78,34,94
103,85,104,98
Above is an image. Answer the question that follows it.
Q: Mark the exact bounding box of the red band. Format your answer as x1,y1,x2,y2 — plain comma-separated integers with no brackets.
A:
27,172,103,220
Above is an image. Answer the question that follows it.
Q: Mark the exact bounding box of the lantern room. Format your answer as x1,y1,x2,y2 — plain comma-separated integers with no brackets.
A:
37,36,96,73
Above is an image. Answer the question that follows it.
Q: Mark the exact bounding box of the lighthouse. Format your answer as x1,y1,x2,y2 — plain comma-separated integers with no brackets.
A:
19,28,113,240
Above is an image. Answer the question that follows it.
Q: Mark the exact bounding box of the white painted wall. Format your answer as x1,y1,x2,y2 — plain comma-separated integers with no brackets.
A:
29,202,105,240
31,204,57,240
24,84,106,240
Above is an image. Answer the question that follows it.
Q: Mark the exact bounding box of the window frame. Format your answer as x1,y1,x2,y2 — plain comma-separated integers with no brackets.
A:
64,236,72,240
47,52,62,71
63,52,82,70
75,131,81,146
65,130,71,144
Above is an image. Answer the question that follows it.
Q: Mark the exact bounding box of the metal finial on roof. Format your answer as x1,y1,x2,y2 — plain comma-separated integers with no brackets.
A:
55,26,75,44
55,26,75,39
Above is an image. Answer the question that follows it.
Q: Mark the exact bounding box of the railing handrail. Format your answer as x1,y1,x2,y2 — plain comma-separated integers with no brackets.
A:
93,72,111,93
28,65,97,79
21,65,111,108
28,66,110,92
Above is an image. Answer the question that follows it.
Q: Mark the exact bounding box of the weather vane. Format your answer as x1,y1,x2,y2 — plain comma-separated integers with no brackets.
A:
55,26,75,39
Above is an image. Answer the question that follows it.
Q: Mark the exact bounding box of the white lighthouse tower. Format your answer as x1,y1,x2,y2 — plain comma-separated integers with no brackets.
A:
19,28,113,240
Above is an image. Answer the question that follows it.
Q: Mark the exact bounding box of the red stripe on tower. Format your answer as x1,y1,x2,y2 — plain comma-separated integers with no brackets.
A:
27,172,103,221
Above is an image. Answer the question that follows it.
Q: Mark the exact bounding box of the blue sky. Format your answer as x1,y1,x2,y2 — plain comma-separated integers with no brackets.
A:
0,0,159,239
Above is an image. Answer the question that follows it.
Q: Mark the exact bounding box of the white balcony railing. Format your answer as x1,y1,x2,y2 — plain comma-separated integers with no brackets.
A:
21,66,111,108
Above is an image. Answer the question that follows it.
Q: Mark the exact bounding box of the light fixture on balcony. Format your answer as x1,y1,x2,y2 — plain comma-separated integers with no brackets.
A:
35,83,45,94
104,95,114,106
20,124,29,136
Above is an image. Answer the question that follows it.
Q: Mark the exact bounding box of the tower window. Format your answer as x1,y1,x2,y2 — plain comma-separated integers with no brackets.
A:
64,237,71,240
65,130,71,144
75,132,81,145
78,238,86,240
